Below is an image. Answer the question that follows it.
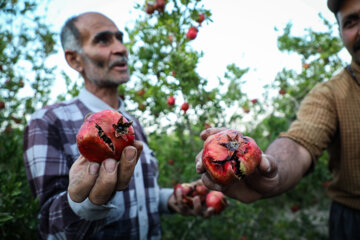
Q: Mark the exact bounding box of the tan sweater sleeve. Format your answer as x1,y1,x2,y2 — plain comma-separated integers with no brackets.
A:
279,82,337,163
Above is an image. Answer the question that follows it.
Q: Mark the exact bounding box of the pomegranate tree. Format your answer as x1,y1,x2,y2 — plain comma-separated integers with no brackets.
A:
202,129,262,184
76,109,135,163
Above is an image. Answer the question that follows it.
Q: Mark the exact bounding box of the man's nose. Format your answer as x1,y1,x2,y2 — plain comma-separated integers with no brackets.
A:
111,39,128,56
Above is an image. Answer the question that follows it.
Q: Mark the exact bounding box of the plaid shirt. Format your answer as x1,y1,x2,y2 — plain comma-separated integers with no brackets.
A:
24,88,173,240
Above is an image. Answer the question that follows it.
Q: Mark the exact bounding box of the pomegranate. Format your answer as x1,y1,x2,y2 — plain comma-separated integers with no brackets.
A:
154,0,165,13
194,183,209,202
76,109,135,163
174,182,209,207
322,181,331,188
0,101,5,110
197,13,205,24
291,204,300,213
242,106,250,113
138,103,146,111
167,95,175,106
303,63,310,69
146,3,155,15
181,102,189,113
137,89,146,96
202,129,262,184
168,34,173,43
279,88,286,95
186,26,198,40
174,183,194,207
205,191,228,214
251,98,258,104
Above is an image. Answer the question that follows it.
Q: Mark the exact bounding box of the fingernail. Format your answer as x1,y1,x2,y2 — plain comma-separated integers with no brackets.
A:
196,161,202,172
89,162,99,175
125,147,136,161
262,155,271,172
105,159,117,173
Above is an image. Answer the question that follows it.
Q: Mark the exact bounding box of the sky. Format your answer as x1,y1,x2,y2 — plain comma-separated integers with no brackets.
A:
43,0,350,101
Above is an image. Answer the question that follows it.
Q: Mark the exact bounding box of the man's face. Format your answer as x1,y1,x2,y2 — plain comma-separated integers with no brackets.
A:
337,0,360,64
76,13,130,87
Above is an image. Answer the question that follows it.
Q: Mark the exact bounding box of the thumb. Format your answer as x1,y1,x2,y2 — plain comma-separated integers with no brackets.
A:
258,154,277,178
116,146,138,190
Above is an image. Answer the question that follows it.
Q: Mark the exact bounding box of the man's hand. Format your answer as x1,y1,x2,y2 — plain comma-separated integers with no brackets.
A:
195,127,279,203
167,180,216,218
68,140,143,205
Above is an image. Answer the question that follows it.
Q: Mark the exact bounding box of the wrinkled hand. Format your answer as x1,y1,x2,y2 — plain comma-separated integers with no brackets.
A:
167,179,216,218
195,128,279,203
68,113,143,205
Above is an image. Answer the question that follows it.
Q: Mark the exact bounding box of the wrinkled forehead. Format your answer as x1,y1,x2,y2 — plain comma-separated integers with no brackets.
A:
337,0,360,21
76,13,119,43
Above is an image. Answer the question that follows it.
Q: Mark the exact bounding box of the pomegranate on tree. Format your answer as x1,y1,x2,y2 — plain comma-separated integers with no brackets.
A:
279,88,286,95
167,95,175,106
186,26,198,40
197,13,205,24
202,129,262,184
181,102,189,113
137,89,146,96
154,0,165,12
251,98,258,104
205,191,228,214
76,109,135,163
145,3,155,15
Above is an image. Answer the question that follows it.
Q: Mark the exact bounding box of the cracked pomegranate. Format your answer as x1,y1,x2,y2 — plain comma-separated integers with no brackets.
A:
202,129,262,184
76,109,135,163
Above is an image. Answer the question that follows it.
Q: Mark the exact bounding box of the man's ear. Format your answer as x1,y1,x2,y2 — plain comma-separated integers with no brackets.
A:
65,50,83,73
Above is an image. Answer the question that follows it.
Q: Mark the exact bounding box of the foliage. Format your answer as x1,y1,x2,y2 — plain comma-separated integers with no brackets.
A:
0,0,57,239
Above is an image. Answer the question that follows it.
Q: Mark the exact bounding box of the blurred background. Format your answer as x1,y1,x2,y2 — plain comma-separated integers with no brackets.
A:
0,0,346,239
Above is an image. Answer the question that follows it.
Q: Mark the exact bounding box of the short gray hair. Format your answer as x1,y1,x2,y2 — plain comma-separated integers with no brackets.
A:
60,15,82,52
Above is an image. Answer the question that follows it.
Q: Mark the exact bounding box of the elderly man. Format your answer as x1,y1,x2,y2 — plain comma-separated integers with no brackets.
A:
196,0,360,239
24,12,213,239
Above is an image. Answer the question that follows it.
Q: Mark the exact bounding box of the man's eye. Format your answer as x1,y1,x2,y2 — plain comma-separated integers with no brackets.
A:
98,37,109,44
343,17,359,29
343,20,353,28
115,33,123,43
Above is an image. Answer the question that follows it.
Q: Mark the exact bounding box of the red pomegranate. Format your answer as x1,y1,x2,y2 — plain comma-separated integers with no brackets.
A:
202,129,262,184
205,191,228,214
167,95,175,106
76,109,135,163
197,13,205,24
181,102,189,113
186,26,198,40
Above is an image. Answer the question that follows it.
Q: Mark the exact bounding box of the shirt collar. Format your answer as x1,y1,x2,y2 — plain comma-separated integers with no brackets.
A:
78,88,125,113
78,88,137,127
